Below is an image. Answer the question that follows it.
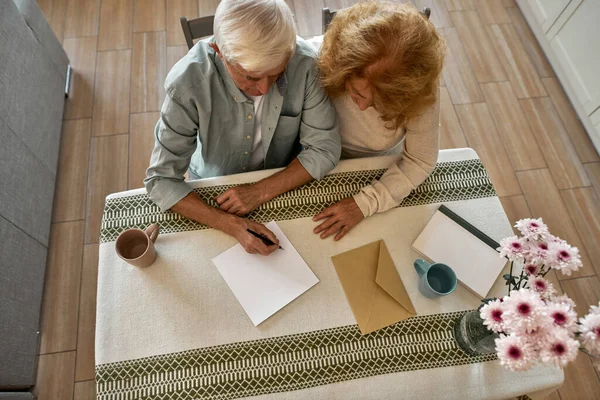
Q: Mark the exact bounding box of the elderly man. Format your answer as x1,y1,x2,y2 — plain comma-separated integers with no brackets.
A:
145,0,340,255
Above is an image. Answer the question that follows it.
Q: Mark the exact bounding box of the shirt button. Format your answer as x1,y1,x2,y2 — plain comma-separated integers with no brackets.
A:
244,151,249,155
246,135,251,139
247,115,253,120
234,96,238,101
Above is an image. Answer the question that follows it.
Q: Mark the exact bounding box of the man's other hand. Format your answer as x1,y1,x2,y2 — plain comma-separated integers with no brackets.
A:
216,184,267,216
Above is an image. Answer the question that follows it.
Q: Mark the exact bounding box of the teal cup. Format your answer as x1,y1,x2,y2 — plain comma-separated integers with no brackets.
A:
413,259,457,298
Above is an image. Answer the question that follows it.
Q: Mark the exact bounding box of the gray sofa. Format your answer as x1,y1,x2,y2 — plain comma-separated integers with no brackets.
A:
0,0,69,395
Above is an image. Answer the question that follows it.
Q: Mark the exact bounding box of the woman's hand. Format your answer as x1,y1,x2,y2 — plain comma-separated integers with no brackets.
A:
313,197,364,241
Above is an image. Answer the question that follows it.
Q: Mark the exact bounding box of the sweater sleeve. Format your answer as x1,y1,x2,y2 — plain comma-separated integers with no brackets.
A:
353,88,441,216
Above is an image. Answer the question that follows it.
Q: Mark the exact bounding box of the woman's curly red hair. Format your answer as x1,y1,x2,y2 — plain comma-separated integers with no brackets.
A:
317,1,446,129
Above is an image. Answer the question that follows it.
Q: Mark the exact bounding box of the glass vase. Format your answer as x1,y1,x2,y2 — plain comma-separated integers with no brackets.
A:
453,307,498,356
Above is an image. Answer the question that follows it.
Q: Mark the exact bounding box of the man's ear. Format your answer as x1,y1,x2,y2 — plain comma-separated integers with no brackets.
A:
209,42,223,60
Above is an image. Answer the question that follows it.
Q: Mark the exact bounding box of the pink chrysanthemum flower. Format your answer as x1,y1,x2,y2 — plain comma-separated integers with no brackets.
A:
523,241,551,265
539,328,579,367
480,299,505,333
502,289,549,333
523,263,541,275
548,241,582,276
580,303,600,355
527,325,552,348
547,235,566,244
495,334,535,371
527,276,556,298
546,302,578,333
497,236,526,261
550,294,577,310
515,218,549,240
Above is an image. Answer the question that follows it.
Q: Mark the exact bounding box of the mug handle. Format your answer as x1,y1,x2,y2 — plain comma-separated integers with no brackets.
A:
145,223,160,243
413,259,431,277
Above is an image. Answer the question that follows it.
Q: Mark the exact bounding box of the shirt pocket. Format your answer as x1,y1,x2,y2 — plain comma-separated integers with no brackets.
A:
266,115,302,168
272,115,301,142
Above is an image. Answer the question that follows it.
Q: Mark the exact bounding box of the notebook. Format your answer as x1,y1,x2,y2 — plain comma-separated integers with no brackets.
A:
212,221,319,326
411,205,507,298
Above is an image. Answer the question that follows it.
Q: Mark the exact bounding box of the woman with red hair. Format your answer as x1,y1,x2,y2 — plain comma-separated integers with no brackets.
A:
311,1,446,240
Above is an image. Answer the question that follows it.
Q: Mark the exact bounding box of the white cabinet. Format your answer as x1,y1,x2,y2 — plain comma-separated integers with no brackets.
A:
550,1,600,115
592,108,600,139
518,0,600,154
592,108,600,126
527,0,570,32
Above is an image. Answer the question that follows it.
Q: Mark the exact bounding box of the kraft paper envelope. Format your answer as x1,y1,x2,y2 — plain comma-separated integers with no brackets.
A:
331,240,416,335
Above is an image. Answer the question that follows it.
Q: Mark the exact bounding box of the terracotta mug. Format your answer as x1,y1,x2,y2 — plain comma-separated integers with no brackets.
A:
115,224,160,268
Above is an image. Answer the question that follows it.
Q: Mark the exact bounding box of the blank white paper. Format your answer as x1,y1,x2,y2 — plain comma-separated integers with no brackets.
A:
412,211,507,299
212,221,319,326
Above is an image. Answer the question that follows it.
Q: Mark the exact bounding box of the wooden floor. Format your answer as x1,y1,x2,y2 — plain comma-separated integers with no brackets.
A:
34,0,600,399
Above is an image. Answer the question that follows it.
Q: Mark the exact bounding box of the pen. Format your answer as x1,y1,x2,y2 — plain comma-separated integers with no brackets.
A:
246,229,284,250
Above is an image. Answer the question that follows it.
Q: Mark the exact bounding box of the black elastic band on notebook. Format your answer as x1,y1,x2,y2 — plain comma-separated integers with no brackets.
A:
438,205,500,251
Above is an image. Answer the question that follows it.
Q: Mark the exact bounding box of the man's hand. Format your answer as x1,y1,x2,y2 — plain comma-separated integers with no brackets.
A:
313,197,364,241
216,158,314,216
171,192,278,255
216,184,267,216
225,217,280,255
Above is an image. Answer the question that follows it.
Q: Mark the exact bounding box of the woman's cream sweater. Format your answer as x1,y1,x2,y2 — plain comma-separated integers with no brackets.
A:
334,91,441,217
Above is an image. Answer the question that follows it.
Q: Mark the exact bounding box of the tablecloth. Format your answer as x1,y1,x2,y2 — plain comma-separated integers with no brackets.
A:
95,148,563,399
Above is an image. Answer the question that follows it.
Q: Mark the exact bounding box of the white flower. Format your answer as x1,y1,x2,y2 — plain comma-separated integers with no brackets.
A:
498,236,526,261
523,263,541,276
547,241,582,276
495,334,535,371
523,241,551,265
480,299,505,333
539,328,579,367
527,276,556,298
546,301,578,333
515,218,549,240
502,289,549,333
579,310,600,356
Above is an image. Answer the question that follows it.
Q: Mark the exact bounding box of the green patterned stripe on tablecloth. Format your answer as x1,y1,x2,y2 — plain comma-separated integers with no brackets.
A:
100,158,495,243
95,310,496,400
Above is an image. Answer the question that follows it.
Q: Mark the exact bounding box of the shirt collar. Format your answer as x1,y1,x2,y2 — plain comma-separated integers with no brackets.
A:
275,73,287,96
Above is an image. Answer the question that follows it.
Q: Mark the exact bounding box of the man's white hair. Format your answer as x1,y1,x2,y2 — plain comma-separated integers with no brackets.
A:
213,0,297,73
